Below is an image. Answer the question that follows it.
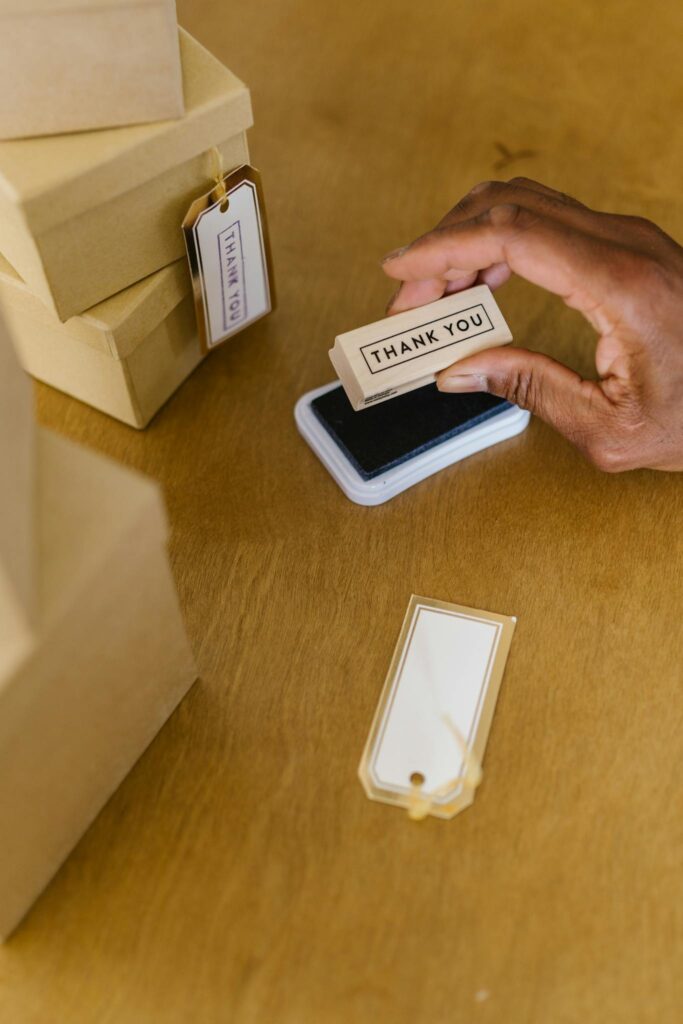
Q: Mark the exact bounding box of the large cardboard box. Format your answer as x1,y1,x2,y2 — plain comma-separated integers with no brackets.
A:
0,0,185,140
0,29,252,320
0,430,197,940
0,313,196,940
0,254,202,428
0,308,35,640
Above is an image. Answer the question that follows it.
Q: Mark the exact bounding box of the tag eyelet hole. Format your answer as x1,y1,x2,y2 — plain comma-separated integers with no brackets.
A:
410,771,425,788
219,198,230,213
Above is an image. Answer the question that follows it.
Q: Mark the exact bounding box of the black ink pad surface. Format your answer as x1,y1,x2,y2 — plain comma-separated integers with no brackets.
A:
295,382,530,505
312,383,509,480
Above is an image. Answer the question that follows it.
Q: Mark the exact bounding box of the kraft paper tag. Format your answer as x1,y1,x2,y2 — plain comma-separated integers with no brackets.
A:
359,595,516,820
182,163,273,352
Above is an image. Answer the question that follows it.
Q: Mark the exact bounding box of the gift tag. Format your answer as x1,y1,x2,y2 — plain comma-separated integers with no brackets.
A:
359,595,516,820
182,161,273,351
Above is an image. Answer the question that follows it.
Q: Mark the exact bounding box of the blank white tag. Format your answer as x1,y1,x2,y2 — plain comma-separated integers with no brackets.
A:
359,595,516,820
182,164,273,351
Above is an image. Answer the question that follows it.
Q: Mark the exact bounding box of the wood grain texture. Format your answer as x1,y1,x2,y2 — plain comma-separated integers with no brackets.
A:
1,0,682,1020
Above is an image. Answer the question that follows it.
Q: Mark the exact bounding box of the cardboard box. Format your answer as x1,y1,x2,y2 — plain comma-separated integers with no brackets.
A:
0,253,202,428
0,0,185,140
0,307,35,640
0,426,197,940
0,28,252,320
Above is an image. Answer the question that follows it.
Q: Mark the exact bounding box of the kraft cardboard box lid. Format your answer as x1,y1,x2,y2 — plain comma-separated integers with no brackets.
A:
38,431,167,629
0,28,252,236
0,254,191,359
0,0,170,10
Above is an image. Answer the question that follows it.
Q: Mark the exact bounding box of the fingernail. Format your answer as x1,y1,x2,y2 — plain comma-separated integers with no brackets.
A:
381,244,410,265
437,373,487,393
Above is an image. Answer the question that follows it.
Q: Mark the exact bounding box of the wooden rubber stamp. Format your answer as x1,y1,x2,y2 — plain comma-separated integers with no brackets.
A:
329,285,512,411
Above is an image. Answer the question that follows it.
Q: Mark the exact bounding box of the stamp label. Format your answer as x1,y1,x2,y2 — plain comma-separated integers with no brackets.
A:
361,303,493,374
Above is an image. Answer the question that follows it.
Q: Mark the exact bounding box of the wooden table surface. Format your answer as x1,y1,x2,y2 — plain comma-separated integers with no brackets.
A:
1,1,682,1021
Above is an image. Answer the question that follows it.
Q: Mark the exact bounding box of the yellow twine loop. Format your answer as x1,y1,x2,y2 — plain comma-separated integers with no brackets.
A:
210,146,228,207
406,714,483,822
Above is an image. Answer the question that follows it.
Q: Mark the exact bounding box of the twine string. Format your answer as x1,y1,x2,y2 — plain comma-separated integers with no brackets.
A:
210,146,228,206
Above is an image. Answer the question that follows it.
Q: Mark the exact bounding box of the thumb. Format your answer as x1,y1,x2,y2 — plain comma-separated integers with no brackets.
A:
436,346,610,454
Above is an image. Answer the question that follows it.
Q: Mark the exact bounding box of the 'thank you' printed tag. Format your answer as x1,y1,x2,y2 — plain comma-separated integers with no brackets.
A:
183,164,273,352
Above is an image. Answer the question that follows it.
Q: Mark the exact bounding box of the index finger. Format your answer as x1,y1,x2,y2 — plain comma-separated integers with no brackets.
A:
382,203,627,319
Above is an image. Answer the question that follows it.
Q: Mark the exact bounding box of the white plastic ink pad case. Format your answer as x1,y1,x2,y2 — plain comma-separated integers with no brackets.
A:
295,381,530,506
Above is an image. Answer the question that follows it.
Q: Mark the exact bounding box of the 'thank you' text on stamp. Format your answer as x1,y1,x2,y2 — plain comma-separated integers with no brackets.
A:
329,285,512,411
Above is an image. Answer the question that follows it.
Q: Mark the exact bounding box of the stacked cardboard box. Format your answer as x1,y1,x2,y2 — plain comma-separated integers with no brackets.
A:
0,302,35,643
0,16,254,426
0,308,197,940
0,255,200,428
0,0,185,139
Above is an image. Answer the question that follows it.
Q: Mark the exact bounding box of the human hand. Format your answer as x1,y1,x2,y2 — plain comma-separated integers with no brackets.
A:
381,178,683,471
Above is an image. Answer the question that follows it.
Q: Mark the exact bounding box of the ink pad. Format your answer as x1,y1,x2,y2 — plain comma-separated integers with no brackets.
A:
295,381,530,505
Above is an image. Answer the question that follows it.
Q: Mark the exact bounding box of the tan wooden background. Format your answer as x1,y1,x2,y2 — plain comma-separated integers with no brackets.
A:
1,1,682,1021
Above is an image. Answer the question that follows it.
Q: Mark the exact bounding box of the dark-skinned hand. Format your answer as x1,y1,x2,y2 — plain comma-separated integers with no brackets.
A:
382,178,683,471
